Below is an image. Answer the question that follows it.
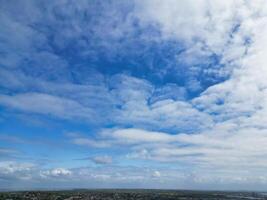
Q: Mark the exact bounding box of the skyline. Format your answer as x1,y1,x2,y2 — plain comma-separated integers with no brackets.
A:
1,0,267,190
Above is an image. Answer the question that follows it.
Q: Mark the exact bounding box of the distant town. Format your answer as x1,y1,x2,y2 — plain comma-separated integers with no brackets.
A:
0,189,266,200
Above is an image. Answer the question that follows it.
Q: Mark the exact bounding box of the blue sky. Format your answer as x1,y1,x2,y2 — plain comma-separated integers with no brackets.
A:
1,0,267,190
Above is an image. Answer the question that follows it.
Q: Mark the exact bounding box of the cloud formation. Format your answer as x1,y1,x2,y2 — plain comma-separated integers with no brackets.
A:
1,0,267,190
91,156,113,165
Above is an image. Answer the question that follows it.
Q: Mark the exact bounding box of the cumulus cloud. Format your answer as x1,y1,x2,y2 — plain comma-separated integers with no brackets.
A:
0,161,182,189
135,0,250,53
0,73,210,132
152,170,161,178
111,75,213,132
133,0,267,94
118,0,267,177
0,0,216,133
0,161,35,181
40,168,72,178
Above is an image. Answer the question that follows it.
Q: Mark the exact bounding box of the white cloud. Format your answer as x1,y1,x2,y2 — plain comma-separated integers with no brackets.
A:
0,148,17,156
70,128,182,149
115,96,213,133
40,168,72,178
0,161,35,181
101,128,180,144
0,92,96,121
152,170,161,178
135,0,248,50
91,156,113,165
72,138,112,148
134,0,264,84
72,124,267,180
124,0,267,171
0,72,210,133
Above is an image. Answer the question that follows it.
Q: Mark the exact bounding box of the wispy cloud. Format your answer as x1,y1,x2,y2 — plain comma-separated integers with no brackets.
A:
0,93,96,121
91,156,113,165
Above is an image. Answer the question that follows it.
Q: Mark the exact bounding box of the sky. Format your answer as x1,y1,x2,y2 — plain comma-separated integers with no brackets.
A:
1,0,267,191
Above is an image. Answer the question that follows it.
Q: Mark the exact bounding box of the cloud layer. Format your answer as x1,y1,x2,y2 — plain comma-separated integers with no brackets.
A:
1,0,267,190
